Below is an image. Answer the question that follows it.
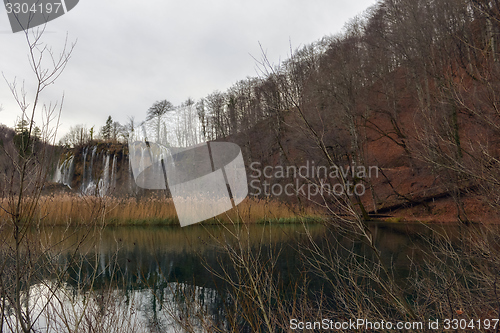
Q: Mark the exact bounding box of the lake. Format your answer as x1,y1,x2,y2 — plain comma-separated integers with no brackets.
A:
1,222,497,332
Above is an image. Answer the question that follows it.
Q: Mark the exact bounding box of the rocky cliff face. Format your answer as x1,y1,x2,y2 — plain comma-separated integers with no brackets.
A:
53,142,141,196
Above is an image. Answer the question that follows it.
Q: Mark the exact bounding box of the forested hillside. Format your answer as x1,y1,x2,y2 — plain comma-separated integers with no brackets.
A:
4,0,500,223
204,0,500,223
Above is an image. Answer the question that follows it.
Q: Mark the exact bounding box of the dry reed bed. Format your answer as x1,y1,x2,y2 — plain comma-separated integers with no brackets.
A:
0,195,324,226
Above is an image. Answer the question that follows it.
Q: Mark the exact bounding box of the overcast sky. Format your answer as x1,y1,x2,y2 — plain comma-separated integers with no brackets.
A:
0,0,376,140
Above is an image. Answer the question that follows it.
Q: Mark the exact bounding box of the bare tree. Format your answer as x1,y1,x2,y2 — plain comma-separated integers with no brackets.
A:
59,124,92,147
205,92,227,139
0,26,76,333
146,100,174,144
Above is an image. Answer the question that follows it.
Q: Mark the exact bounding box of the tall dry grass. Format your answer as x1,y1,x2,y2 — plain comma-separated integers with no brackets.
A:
0,194,324,226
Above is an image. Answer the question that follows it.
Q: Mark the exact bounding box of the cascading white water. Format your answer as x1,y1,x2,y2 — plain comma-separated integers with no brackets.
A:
81,146,88,192
53,155,74,188
89,146,97,183
98,153,110,196
111,154,117,190
82,146,99,195
53,161,62,183
55,146,122,197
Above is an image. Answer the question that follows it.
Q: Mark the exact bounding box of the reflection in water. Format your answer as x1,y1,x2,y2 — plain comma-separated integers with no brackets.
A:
5,280,218,332
1,222,492,332
2,224,324,332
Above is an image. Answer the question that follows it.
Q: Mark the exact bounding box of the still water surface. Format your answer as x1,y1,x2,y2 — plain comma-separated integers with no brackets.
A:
6,222,475,332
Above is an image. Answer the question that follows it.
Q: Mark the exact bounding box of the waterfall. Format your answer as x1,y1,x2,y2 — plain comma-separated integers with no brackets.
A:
80,149,115,197
82,146,99,195
81,146,88,192
111,154,117,190
99,153,110,196
55,145,126,196
89,146,97,185
53,165,61,183
53,155,74,188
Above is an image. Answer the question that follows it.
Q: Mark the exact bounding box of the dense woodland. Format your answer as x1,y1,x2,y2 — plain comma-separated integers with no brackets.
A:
4,0,500,222
56,0,500,222
2,1,500,331
200,0,500,223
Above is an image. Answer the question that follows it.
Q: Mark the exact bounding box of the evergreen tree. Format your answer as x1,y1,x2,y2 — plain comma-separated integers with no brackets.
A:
101,116,113,140
13,119,32,157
